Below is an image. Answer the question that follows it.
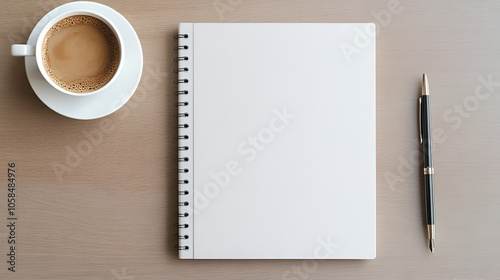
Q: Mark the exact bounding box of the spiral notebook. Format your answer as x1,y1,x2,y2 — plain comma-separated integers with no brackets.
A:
175,23,376,259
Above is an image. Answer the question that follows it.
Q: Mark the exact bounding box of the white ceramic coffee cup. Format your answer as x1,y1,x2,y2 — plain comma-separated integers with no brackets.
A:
11,10,124,97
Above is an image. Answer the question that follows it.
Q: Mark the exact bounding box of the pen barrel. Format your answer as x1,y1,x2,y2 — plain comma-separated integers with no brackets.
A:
421,95,432,167
421,94,434,225
423,174,435,225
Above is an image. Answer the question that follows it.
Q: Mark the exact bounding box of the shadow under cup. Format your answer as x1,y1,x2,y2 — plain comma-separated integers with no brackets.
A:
40,14,121,95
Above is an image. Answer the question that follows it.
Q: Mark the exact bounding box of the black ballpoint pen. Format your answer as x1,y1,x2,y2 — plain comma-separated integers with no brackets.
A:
419,73,435,253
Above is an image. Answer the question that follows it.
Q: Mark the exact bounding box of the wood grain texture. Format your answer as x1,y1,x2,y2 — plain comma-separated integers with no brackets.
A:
1,0,500,279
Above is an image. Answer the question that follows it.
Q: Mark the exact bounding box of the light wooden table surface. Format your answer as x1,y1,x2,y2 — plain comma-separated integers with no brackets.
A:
1,0,500,279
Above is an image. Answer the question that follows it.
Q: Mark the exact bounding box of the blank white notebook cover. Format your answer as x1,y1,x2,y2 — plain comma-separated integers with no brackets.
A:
176,23,376,259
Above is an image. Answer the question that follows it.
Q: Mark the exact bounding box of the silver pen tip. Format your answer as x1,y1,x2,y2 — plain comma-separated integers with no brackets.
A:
429,238,435,254
422,73,429,95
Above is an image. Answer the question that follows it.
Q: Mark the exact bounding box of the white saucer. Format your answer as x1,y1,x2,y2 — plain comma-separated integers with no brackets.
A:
25,1,143,120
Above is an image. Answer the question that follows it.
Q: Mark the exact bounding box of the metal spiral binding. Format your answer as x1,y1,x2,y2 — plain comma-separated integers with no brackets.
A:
173,56,188,62
174,101,188,106
174,79,189,84
175,245,189,250
175,234,189,239
174,45,188,51
175,33,191,252
174,68,188,73
176,212,189,217
173,34,188,39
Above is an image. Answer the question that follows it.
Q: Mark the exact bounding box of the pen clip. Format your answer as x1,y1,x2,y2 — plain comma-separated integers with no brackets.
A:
419,97,423,144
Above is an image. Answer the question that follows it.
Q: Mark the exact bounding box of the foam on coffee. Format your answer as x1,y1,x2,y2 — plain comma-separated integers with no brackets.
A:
41,15,120,93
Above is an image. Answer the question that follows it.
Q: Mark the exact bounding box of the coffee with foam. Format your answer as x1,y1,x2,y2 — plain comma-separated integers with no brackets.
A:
41,15,120,93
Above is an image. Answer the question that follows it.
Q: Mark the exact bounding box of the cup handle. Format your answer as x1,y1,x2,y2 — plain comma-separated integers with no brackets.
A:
11,44,36,56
